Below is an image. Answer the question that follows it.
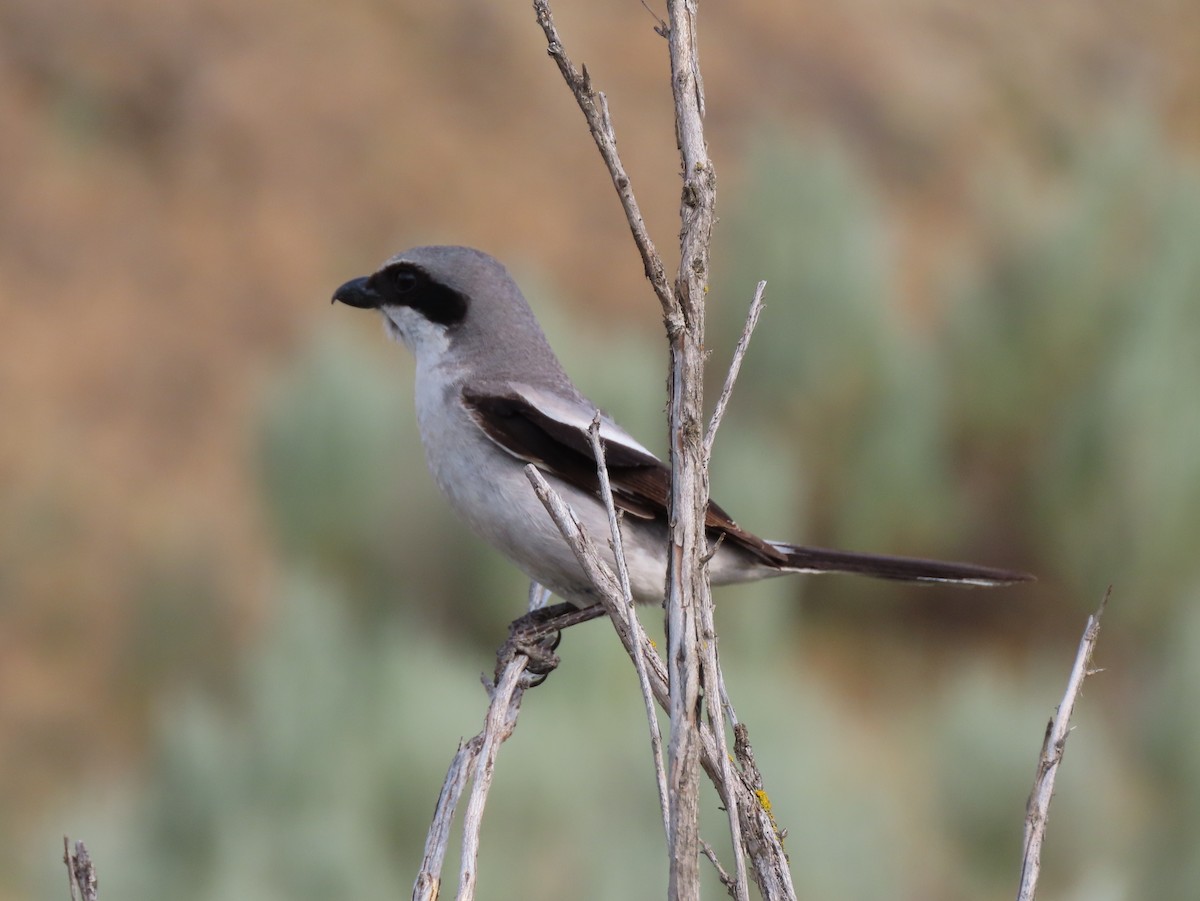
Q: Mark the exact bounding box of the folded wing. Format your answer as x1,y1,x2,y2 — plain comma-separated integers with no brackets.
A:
462,384,1033,586
461,384,787,565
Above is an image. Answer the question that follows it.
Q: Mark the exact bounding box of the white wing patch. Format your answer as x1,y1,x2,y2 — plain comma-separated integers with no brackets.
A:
506,383,661,461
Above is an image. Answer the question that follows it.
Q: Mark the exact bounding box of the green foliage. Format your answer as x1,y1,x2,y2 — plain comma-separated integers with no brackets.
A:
256,326,424,611
1137,594,1200,897
716,121,1200,637
947,122,1200,622
257,326,409,564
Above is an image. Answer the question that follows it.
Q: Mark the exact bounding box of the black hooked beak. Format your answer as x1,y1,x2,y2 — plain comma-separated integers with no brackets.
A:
331,276,380,309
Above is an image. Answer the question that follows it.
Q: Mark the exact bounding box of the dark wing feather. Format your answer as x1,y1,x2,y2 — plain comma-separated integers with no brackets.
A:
461,388,787,565
462,387,1033,586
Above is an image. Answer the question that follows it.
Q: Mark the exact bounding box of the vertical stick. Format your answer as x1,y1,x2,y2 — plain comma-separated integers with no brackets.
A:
664,2,716,898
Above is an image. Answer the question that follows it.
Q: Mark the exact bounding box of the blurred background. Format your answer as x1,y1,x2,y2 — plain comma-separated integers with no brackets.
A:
3,0,1199,898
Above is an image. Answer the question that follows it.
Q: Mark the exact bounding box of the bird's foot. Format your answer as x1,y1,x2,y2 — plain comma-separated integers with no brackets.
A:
495,602,606,686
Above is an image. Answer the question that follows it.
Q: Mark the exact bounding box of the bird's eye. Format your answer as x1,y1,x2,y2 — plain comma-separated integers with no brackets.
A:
392,270,418,293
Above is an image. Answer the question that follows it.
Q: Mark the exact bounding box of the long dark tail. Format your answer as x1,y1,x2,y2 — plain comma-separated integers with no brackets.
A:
769,542,1034,587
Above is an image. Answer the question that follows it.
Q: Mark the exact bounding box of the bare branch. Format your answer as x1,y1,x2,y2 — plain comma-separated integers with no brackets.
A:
730,724,797,899
525,465,796,898
523,466,668,696
457,656,529,901
701,838,738,898
413,737,480,901
588,417,671,841
663,1,717,895
531,0,674,320
62,838,97,901
704,280,767,462
696,599,749,901
1016,588,1110,901
413,592,546,901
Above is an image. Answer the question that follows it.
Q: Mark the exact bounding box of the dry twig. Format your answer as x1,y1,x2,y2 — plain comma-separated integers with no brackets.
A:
63,838,98,901
662,3,718,896
525,465,798,899
1015,588,1109,901
412,737,480,901
588,418,671,841
704,281,767,462
411,607,537,901
695,279,768,901
532,0,673,319
457,656,529,901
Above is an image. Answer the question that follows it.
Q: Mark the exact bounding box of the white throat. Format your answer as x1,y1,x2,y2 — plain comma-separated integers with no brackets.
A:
382,306,451,363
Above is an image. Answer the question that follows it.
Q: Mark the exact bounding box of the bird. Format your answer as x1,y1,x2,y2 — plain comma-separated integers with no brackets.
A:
332,245,1032,609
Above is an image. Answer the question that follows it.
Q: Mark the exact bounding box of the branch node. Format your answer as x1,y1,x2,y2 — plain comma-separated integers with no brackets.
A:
639,0,669,37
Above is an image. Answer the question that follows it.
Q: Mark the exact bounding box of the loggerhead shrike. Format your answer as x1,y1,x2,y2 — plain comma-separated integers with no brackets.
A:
332,245,1031,608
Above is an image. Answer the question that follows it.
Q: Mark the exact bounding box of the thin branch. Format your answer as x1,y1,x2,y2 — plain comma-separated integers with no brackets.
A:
413,737,481,901
704,280,767,462
701,839,738,899
730,724,797,899
457,655,529,901
696,596,749,901
532,0,674,321
698,286,772,897
62,838,97,901
639,0,669,37
523,466,667,693
1016,588,1110,901
525,465,797,900
413,591,544,901
588,417,671,842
